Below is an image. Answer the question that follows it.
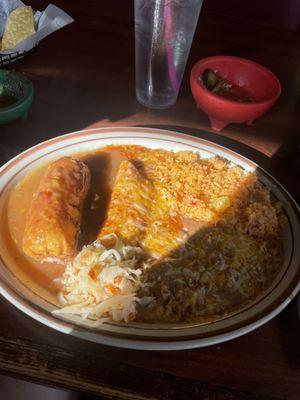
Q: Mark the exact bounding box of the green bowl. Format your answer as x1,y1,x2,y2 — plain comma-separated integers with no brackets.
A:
0,70,34,124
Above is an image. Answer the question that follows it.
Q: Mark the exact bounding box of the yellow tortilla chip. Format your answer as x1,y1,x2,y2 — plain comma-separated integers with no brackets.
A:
2,6,35,51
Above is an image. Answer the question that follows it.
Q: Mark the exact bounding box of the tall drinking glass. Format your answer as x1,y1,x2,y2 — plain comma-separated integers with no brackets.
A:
134,0,203,109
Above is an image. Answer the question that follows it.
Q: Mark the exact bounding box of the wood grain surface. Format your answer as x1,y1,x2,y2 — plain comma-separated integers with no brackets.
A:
0,1,299,399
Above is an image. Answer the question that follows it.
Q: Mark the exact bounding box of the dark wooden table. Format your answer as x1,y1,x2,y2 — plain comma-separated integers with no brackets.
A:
0,1,299,399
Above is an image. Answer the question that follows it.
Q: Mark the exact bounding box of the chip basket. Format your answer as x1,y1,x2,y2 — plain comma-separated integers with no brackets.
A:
0,46,36,68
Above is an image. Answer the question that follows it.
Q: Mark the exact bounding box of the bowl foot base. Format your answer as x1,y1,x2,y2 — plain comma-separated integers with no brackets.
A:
209,117,228,132
209,118,255,131
21,112,28,121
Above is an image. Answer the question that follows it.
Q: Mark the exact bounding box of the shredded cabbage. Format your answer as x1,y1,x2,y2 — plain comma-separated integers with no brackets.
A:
53,234,154,324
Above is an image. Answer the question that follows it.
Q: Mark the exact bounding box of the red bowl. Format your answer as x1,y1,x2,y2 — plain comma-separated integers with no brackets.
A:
190,56,281,131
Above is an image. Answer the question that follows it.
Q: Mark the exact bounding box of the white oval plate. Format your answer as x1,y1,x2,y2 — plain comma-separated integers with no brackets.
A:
0,127,299,351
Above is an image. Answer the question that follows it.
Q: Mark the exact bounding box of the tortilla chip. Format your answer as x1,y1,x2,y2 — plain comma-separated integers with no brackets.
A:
1,6,35,51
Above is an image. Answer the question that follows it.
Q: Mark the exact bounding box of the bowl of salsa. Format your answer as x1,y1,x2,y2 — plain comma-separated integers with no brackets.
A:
190,56,281,131
0,70,34,124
